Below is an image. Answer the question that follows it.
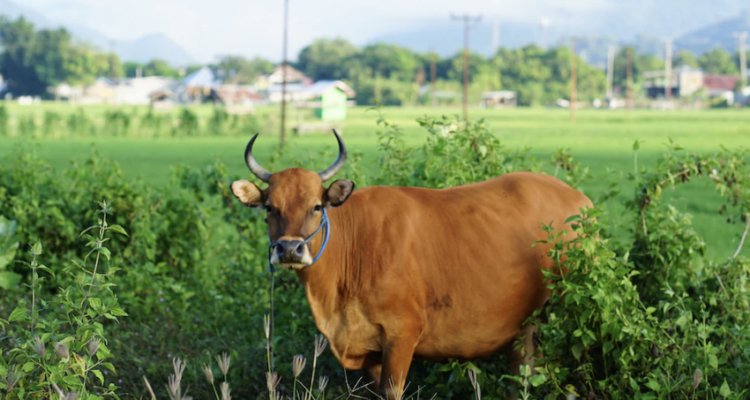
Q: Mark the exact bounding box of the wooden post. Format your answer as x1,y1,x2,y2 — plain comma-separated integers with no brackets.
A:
430,50,437,108
463,21,470,121
280,0,289,145
451,14,481,121
570,38,577,124
664,38,672,101
734,31,748,89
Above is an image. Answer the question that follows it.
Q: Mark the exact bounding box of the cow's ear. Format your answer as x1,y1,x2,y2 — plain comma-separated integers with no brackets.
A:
325,179,355,207
231,180,264,207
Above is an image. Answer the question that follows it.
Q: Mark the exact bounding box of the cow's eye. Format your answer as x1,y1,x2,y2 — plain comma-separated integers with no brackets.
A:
313,205,323,213
265,205,275,214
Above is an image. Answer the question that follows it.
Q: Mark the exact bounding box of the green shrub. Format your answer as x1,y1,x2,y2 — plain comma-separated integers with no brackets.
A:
0,105,9,137
175,108,199,136
104,109,131,136
0,201,129,400
2,112,750,399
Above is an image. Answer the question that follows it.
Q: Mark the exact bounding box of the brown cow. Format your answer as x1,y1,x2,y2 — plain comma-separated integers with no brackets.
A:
231,131,592,399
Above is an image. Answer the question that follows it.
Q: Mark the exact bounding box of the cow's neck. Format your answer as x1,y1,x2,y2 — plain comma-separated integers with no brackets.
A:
295,204,359,334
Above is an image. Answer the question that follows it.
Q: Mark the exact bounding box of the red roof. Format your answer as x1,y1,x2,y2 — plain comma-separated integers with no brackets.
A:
703,75,740,91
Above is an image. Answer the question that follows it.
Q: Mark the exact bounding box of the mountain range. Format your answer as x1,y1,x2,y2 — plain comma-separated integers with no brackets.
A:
0,0,194,66
373,6,750,68
1,0,749,68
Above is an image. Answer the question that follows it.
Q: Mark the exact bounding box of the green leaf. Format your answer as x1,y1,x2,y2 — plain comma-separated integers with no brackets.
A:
30,242,42,256
36,265,55,278
107,224,128,237
79,225,99,236
63,375,81,388
709,354,719,369
109,307,128,317
633,139,641,151
645,378,661,391
88,297,102,312
571,343,584,361
720,379,731,398
101,362,116,373
8,306,27,322
22,362,35,372
92,369,105,384
99,247,111,261
0,271,22,289
529,373,547,387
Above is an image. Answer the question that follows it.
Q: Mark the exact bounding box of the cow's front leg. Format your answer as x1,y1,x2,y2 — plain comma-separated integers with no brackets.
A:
379,335,418,400
366,364,382,389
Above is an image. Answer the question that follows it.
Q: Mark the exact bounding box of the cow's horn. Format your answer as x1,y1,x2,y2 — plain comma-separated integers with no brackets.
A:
244,133,272,182
318,129,347,182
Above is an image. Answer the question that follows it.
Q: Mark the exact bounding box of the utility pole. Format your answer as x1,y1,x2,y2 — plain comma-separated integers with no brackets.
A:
734,31,748,89
430,50,437,108
491,17,500,56
451,13,482,121
539,17,550,49
110,40,116,84
280,0,289,146
606,45,615,99
664,38,672,101
627,48,633,118
570,38,577,124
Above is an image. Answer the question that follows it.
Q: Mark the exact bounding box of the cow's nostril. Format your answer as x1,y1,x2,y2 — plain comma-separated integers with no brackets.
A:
295,243,305,256
276,243,285,254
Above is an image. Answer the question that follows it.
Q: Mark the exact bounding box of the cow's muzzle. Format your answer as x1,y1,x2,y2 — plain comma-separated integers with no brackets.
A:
270,239,313,268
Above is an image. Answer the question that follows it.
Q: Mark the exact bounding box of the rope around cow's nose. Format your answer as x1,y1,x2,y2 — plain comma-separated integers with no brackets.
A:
264,208,330,371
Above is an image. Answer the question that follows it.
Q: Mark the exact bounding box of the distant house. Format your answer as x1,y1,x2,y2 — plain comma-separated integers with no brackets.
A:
480,91,517,108
214,85,264,114
267,83,314,103
703,74,741,105
307,80,356,121
179,67,219,103
49,82,84,102
642,66,704,99
149,89,176,110
114,76,177,105
81,78,115,104
256,65,312,92
267,80,355,121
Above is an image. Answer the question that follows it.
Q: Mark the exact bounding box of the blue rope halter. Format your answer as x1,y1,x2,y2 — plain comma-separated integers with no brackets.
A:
267,208,330,272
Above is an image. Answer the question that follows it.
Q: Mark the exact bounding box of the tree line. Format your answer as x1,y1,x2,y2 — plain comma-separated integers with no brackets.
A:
1,15,747,106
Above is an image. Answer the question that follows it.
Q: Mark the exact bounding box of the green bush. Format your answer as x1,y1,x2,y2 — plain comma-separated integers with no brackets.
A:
104,109,131,136
0,105,9,137
1,112,749,399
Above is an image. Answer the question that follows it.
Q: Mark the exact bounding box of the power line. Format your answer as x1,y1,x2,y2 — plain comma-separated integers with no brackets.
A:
450,13,482,121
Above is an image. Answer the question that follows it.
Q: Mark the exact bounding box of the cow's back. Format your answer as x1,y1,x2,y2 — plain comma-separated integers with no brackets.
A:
331,171,592,361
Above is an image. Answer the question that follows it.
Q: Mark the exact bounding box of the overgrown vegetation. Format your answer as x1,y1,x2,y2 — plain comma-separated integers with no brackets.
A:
0,104,265,138
1,110,749,399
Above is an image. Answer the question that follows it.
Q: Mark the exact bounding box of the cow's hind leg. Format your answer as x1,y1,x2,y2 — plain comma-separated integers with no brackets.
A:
506,323,540,400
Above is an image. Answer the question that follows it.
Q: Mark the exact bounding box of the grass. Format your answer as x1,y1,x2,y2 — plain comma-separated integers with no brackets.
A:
1,104,750,260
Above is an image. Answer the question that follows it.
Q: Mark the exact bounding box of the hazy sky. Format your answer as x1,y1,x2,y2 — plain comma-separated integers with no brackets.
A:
19,0,616,62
